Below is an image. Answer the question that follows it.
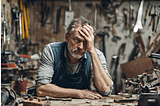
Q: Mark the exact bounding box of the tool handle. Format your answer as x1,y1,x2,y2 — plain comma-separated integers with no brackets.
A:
148,53,160,59
145,3,150,21
112,25,116,35
69,0,72,11
145,31,160,55
3,3,6,21
19,54,31,59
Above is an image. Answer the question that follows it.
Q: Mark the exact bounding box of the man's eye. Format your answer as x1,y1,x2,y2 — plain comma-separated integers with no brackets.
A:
74,39,80,43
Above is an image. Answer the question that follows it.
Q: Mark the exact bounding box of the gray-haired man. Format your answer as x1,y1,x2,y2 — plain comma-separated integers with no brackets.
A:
36,17,113,99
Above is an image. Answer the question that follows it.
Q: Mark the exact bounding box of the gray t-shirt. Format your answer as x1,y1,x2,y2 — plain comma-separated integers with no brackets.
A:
36,42,113,95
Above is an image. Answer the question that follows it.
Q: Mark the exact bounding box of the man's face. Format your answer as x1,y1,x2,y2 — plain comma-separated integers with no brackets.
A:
66,26,87,59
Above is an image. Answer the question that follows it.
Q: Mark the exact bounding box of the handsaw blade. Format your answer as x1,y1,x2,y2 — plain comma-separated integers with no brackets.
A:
133,0,144,32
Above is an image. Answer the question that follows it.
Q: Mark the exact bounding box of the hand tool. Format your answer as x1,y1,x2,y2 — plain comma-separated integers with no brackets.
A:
23,4,30,39
148,5,157,33
111,24,121,43
122,8,128,32
133,0,144,33
148,53,160,59
134,32,145,55
151,39,160,53
20,0,25,39
147,36,151,49
96,26,110,57
19,10,23,40
113,43,126,94
54,8,61,34
94,4,98,29
65,0,74,26
144,3,151,26
2,3,7,52
155,6,160,33
144,31,160,55
128,44,140,61
129,3,134,38
27,6,30,29
41,1,50,27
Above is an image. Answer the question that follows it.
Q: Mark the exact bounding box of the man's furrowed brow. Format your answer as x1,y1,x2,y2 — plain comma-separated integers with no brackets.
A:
74,35,84,41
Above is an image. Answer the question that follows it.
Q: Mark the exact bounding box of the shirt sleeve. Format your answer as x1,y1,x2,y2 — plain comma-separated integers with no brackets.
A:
90,48,114,96
36,44,54,88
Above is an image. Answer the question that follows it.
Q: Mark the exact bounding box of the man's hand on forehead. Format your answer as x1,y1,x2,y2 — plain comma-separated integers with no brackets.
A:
78,25,94,38
78,24,95,52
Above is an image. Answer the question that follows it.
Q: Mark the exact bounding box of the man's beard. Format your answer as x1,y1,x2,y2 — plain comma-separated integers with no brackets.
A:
67,42,86,59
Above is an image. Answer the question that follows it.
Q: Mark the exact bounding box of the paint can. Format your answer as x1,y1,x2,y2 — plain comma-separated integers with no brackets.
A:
15,78,27,95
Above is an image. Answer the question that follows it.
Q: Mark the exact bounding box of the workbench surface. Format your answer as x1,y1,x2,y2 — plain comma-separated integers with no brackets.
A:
19,95,138,106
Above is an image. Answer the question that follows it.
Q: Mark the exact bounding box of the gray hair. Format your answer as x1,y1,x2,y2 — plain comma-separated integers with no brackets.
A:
67,17,93,36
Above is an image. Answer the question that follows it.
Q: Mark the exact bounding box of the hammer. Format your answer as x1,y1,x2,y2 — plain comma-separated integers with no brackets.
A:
148,5,157,32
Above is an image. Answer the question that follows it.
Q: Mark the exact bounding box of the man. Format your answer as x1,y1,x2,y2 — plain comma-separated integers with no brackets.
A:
36,17,113,99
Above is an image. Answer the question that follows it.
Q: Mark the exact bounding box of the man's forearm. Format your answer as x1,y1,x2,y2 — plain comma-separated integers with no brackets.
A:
89,48,112,92
36,84,78,98
36,83,103,99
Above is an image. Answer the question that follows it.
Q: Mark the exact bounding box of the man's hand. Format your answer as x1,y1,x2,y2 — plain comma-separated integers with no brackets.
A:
77,89,102,99
78,25,95,53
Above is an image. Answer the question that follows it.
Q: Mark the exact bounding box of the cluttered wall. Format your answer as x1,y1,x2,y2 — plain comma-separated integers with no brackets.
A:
1,0,160,95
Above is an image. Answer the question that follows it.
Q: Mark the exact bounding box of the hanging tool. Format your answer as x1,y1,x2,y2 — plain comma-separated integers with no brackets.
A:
65,0,74,26
144,31,160,55
20,0,25,40
2,3,7,52
112,43,126,94
129,3,134,38
96,26,110,57
134,32,145,55
122,8,128,32
19,10,23,40
27,7,30,29
94,4,98,29
147,36,151,49
144,3,151,26
41,1,50,27
128,44,140,61
111,25,121,43
155,6,160,33
148,5,157,33
23,4,30,39
54,8,61,34
133,0,144,33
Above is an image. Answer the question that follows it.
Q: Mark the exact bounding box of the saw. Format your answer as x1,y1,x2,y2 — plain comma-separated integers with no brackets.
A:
133,0,144,32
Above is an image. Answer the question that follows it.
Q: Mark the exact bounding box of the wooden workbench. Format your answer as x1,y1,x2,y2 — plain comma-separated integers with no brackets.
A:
19,95,138,106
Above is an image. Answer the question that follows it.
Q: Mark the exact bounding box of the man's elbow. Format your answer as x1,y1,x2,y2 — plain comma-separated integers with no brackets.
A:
36,86,43,97
100,81,113,92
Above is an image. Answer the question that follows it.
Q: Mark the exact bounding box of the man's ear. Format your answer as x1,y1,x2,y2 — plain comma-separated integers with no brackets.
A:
65,33,69,43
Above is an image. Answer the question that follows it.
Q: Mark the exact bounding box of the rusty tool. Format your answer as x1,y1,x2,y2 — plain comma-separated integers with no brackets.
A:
144,3,151,26
148,5,157,33
134,32,145,55
144,31,160,55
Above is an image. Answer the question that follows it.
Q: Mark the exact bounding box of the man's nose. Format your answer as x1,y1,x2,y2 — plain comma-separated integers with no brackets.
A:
78,41,83,49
